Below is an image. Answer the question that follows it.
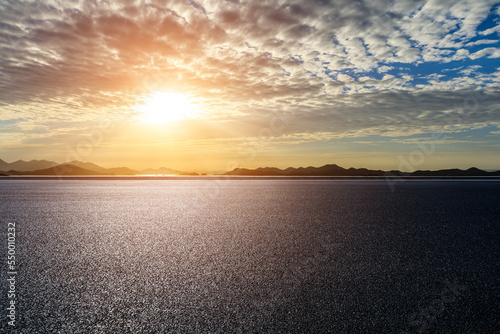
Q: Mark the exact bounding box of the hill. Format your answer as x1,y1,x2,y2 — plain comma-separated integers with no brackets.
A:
412,167,496,176
7,164,112,176
226,164,399,176
1,158,498,177
0,159,189,176
225,165,498,177
0,159,59,172
66,161,110,173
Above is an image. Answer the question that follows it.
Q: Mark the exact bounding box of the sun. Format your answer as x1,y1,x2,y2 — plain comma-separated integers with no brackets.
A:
136,92,198,123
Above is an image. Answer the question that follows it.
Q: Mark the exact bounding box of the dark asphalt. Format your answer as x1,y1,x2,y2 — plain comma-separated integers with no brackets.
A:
0,179,499,333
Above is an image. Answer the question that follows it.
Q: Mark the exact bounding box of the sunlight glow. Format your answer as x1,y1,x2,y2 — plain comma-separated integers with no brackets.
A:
137,92,198,123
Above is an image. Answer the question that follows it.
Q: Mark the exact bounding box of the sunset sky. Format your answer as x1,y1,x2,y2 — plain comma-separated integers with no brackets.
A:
1,0,500,172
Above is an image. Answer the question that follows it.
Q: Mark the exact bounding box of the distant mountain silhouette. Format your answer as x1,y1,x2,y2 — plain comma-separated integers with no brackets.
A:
7,164,112,176
0,159,59,172
66,161,111,173
1,158,498,177
226,164,395,176
1,159,198,176
225,164,499,177
411,167,495,176
64,162,140,175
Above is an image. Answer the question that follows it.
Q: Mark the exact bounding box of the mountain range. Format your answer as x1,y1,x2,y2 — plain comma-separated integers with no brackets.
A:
224,164,500,177
0,159,59,172
0,159,499,177
0,159,197,176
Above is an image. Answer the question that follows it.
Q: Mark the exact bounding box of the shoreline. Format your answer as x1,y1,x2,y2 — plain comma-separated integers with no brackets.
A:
1,175,500,181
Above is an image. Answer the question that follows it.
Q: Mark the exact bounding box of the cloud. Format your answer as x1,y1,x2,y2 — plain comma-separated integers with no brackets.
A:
377,65,395,73
469,47,500,59
1,0,500,155
465,39,499,47
479,24,500,36
458,65,482,76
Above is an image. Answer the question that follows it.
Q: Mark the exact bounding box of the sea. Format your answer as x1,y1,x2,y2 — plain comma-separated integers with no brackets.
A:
0,178,499,333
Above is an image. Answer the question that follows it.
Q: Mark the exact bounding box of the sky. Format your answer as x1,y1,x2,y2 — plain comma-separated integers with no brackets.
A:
0,0,500,172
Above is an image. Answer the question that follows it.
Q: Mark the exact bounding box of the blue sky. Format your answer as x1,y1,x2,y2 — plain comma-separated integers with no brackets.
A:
0,0,499,171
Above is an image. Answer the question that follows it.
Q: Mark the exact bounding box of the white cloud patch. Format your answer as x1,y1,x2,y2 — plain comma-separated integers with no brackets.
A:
479,24,500,36
377,65,395,73
458,65,483,76
466,39,499,47
471,47,500,59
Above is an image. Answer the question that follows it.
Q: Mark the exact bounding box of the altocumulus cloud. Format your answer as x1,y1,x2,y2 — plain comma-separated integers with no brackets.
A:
0,0,500,143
